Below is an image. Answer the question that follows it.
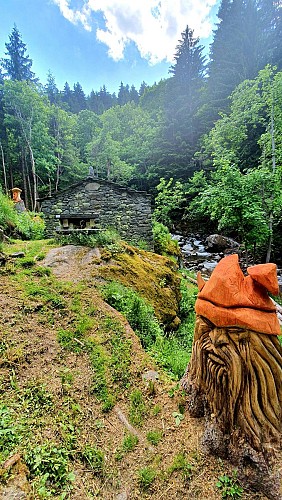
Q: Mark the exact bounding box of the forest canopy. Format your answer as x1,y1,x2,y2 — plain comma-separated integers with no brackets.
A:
0,0,282,262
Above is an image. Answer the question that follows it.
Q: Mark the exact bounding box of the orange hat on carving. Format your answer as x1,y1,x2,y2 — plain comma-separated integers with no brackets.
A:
195,254,281,335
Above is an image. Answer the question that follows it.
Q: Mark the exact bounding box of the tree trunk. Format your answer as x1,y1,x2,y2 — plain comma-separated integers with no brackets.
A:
22,149,29,210
0,142,8,195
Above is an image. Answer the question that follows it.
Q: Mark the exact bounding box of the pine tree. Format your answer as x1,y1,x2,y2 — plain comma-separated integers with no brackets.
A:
72,82,86,113
258,0,282,70
207,0,265,120
139,81,148,97
156,26,207,178
45,70,59,105
118,82,131,105
1,25,37,82
129,85,139,104
61,82,73,111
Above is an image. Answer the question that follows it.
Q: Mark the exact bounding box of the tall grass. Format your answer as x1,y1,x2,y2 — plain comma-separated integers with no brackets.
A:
101,278,197,379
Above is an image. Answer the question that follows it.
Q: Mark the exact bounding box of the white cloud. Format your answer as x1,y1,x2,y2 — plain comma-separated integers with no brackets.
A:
53,0,218,63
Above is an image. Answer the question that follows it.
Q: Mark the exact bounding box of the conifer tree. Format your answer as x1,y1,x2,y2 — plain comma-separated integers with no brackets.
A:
72,82,86,113
156,26,207,179
61,82,73,111
1,25,37,82
45,70,59,105
118,82,131,105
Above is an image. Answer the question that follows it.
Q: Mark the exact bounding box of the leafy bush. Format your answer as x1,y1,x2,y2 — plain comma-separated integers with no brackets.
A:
25,442,75,493
102,279,196,379
153,177,186,228
16,212,45,240
0,404,20,454
152,221,180,257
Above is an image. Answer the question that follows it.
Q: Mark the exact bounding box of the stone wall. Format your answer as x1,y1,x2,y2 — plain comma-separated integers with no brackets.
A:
40,178,153,248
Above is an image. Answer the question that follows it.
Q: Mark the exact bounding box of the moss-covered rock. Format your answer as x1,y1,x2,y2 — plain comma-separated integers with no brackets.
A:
98,243,181,330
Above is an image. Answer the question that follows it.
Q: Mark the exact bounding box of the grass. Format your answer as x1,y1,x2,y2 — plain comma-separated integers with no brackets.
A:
115,433,139,461
129,389,147,427
137,466,157,490
102,277,197,379
168,452,192,482
79,445,105,474
146,430,163,446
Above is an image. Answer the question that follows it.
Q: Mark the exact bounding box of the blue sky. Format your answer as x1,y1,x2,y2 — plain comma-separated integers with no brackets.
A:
0,0,220,96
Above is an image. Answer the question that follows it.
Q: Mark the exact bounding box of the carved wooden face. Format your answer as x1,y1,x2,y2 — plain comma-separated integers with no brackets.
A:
188,315,282,446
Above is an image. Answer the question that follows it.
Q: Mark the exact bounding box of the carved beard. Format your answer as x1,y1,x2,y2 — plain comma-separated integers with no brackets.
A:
182,315,282,452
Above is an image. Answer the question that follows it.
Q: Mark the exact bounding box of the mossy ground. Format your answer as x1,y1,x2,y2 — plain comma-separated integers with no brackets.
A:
0,240,266,499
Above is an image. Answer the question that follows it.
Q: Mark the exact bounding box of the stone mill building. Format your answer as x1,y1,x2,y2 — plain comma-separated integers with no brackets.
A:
40,177,153,248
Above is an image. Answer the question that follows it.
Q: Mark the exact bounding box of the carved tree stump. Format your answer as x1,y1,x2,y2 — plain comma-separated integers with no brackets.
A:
181,255,282,499
182,315,282,455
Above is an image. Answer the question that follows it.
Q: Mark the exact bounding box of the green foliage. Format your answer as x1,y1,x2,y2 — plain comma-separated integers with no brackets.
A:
56,227,122,250
216,471,244,499
188,162,274,256
168,452,192,482
115,433,139,460
16,212,45,240
25,442,75,494
79,445,105,474
110,331,131,387
129,389,147,427
152,221,180,257
0,191,18,230
0,404,20,454
0,191,45,239
20,380,53,414
153,177,186,228
146,430,163,446
25,282,66,309
102,278,196,380
137,466,156,490
102,281,162,348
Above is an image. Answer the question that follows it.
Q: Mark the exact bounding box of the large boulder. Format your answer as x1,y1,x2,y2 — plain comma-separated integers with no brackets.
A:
205,234,240,252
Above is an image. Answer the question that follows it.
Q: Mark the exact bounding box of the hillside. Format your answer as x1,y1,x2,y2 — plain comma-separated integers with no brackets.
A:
0,240,268,499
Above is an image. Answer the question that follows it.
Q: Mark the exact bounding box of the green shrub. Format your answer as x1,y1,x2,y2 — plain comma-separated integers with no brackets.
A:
25,442,75,493
56,228,121,249
152,221,179,257
16,212,45,240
